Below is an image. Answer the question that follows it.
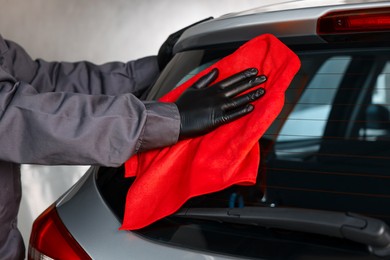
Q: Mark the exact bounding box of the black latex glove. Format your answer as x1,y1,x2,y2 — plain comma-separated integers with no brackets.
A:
175,68,266,139
157,17,213,71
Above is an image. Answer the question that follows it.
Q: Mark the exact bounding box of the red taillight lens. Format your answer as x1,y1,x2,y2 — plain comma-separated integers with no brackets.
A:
317,7,390,41
28,204,91,260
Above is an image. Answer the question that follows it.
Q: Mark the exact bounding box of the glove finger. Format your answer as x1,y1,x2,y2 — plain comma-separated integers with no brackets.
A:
193,68,219,89
222,88,265,110
218,68,258,89
223,75,266,98
216,104,254,126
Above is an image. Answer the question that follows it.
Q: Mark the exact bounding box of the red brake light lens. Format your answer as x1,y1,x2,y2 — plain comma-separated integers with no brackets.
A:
28,204,91,260
318,7,390,36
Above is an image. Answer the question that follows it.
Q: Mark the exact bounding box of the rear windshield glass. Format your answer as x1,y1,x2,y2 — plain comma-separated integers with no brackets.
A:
98,45,390,259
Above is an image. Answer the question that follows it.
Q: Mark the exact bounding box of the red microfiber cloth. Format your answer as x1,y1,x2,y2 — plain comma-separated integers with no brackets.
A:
121,34,300,230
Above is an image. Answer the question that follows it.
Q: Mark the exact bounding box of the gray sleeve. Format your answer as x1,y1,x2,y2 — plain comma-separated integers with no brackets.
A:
2,35,160,97
0,36,180,166
0,76,180,166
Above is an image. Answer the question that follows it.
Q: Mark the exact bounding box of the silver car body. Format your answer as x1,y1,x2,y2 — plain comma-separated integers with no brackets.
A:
56,167,237,259
53,1,390,259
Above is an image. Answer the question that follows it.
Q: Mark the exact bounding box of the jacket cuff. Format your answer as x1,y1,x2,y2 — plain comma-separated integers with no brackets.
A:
138,102,180,152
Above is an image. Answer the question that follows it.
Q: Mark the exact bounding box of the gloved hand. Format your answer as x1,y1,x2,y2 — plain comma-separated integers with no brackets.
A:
175,68,266,139
157,17,213,71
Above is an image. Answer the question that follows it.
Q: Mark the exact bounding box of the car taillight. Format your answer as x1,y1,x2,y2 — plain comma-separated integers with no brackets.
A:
317,7,390,42
28,204,91,260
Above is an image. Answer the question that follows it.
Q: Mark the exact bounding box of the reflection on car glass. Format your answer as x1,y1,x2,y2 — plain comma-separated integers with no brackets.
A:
174,59,219,88
276,56,351,143
360,61,390,141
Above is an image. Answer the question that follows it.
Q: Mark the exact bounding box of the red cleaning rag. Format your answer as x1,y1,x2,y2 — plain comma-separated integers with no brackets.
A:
121,34,301,230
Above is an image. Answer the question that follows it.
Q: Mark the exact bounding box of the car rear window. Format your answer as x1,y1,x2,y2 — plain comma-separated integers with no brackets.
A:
261,49,390,236
97,45,390,259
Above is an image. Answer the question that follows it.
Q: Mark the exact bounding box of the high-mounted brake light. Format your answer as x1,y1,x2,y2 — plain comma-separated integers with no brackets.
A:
28,204,91,260
317,7,390,42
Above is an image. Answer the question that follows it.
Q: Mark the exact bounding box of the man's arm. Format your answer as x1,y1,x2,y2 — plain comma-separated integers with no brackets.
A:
0,74,179,166
0,35,177,166
0,35,265,166
1,35,159,97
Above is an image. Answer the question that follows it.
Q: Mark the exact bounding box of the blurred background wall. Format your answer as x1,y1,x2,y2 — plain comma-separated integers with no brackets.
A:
0,0,272,249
